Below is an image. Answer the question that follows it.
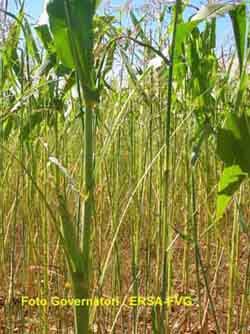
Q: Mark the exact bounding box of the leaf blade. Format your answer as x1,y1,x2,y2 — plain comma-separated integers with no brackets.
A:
229,3,246,75
216,165,246,220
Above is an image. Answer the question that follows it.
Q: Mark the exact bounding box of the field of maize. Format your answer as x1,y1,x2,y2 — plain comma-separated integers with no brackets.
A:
1,0,250,333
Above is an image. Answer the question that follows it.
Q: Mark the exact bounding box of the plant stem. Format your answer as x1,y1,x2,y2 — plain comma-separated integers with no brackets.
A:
82,100,94,281
160,1,181,332
73,99,94,334
71,271,90,334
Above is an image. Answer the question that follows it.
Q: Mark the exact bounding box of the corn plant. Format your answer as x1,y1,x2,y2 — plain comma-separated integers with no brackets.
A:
1,0,250,333
38,0,109,332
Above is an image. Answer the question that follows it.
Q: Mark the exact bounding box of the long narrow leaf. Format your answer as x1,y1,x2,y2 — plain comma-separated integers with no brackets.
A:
229,3,246,75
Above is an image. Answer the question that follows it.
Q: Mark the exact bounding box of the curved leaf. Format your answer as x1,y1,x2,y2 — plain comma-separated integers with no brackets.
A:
191,3,234,21
217,113,250,173
216,165,246,220
35,23,54,52
46,0,98,100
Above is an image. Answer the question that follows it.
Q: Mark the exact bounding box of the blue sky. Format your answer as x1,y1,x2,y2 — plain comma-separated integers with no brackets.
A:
8,0,233,50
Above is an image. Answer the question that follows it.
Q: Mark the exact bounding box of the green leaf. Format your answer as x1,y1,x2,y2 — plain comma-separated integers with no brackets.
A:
202,19,216,52
175,20,201,57
97,40,116,85
216,165,246,220
148,20,202,69
217,113,250,173
0,117,15,141
216,112,250,220
191,2,246,74
24,19,41,64
94,0,102,11
47,13,75,68
229,4,246,75
35,23,54,52
46,0,98,101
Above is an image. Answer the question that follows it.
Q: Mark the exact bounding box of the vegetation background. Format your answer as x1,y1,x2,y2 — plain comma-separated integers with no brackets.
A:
0,0,250,333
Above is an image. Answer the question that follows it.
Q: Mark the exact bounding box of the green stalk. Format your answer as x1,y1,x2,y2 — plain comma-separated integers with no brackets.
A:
183,116,191,327
160,0,181,332
191,166,202,325
192,165,220,333
42,119,49,334
239,245,250,333
66,94,94,334
227,192,241,334
83,101,94,259
71,271,90,333
60,2,96,332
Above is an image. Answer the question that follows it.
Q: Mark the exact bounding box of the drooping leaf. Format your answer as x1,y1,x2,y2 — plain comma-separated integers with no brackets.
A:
216,165,247,220
191,3,235,21
217,113,250,173
216,112,250,219
46,10,75,69
46,0,94,67
46,0,98,101
229,3,246,75
35,23,54,52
